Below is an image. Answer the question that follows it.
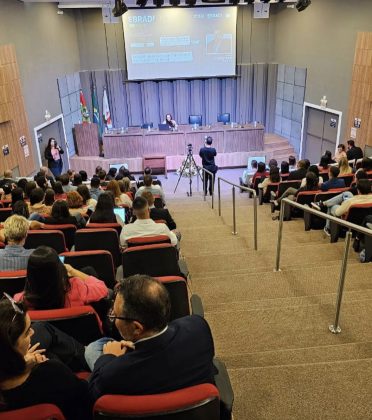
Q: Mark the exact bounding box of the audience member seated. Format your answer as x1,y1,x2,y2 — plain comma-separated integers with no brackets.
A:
120,197,177,248
106,168,117,181
357,157,372,173
89,176,103,201
249,162,268,188
38,165,56,186
141,191,178,234
77,185,97,210
338,156,353,175
318,156,330,172
72,173,83,188
14,245,108,309
11,188,25,209
322,150,335,165
9,202,44,232
66,191,87,218
118,165,136,182
52,181,66,199
333,144,347,163
320,166,346,191
0,182,13,201
0,215,34,271
60,174,76,193
106,180,132,208
79,170,89,183
258,167,280,195
43,189,55,214
350,170,369,195
300,165,323,188
136,175,165,205
138,167,161,186
312,179,372,235
45,200,86,229
89,192,124,226
118,178,134,200
0,297,91,419
268,159,278,169
28,188,50,217
280,161,290,177
346,139,364,161
16,178,28,193
287,159,308,181
0,169,15,188
98,170,108,187
34,175,48,191
86,276,215,402
288,155,296,171
95,166,102,176
240,159,258,187
272,172,319,208
24,181,37,201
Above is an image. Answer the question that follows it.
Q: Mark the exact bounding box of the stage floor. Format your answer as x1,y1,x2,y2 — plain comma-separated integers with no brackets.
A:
70,133,295,176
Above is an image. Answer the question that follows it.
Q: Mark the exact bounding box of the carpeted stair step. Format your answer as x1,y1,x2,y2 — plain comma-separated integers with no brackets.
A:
228,359,372,420
223,341,372,369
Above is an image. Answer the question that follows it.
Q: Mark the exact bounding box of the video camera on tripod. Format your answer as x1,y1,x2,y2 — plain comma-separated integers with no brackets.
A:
187,143,193,154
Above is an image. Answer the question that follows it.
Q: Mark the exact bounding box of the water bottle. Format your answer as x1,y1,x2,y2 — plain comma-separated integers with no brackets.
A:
147,125,151,132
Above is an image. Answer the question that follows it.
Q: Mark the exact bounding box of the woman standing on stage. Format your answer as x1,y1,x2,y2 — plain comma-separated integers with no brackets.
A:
163,113,178,130
44,138,64,177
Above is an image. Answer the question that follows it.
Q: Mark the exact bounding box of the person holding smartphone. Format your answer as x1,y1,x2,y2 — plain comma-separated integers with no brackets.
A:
44,138,64,177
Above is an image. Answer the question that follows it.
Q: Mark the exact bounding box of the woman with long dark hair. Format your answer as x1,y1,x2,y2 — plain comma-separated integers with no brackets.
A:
44,138,64,177
45,200,85,229
88,192,124,226
14,246,108,310
0,296,90,419
163,113,177,130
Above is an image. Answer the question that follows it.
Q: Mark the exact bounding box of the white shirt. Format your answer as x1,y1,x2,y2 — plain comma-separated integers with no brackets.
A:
120,218,178,248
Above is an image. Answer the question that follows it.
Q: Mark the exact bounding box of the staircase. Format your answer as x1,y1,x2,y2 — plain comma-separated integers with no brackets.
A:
166,173,372,420
264,134,296,163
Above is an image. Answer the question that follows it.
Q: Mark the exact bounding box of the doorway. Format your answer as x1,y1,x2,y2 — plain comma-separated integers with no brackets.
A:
301,103,342,163
34,115,70,174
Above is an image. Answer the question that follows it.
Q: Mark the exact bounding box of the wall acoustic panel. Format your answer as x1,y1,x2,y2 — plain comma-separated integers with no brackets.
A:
0,44,35,176
345,32,372,150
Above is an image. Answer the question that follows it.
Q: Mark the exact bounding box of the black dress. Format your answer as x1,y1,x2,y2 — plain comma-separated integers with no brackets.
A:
2,360,91,420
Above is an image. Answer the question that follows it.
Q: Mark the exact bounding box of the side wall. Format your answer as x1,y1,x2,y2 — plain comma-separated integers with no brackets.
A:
269,0,372,145
0,0,80,174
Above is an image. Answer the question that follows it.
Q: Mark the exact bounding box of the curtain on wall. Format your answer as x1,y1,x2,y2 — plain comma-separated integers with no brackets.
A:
78,63,277,133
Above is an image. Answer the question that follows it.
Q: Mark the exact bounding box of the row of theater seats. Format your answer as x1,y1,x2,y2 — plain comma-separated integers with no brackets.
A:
256,173,372,261
0,218,233,418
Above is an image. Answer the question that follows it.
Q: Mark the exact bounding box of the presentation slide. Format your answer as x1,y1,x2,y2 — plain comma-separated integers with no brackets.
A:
122,6,237,81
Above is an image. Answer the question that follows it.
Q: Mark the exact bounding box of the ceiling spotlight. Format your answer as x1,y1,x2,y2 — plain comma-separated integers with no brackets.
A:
136,0,147,6
170,0,180,5
296,0,311,12
153,0,164,6
245,0,255,4
185,0,196,5
229,0,240,4
261,0,270,3
112,0,128,17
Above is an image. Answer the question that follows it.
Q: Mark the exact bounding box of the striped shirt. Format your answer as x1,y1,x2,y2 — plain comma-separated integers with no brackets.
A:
0,245,34,271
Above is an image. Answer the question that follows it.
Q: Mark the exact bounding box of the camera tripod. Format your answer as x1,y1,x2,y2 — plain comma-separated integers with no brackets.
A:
174,146,203,197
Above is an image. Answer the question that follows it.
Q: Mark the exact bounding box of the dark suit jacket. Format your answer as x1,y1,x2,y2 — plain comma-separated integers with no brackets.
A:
150,207,176,230
320,178,346,191
287,167,307,181
347,146,363,161
88,315,215,402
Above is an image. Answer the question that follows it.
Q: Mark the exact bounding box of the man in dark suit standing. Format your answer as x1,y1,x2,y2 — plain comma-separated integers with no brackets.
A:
199,136,218,196
346,139,363,161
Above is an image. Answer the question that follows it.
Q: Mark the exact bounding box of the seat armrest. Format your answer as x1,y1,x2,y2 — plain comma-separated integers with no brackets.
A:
190,294,204,317
178,259,189,279
330,220,340,243
213,358,234,419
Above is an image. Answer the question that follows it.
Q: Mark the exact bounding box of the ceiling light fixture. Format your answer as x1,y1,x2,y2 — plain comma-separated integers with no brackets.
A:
185,0,196,6
136,0,147,6
153,0,164,6
296,0,311,12
112,0,128,16
170,0,180,5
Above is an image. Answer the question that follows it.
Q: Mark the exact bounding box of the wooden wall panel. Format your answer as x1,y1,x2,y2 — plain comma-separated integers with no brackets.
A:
0,44,35,176
346,32,372,149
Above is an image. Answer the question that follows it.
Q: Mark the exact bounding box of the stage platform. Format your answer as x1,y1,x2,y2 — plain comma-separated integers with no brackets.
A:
70,133,296,175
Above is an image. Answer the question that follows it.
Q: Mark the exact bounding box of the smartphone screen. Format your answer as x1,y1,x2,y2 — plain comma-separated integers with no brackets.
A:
59,256,65,263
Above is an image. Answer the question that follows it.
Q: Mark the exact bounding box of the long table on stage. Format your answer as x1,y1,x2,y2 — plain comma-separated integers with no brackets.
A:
100,124,264,171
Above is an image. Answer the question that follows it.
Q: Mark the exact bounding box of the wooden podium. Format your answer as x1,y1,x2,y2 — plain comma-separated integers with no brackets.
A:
74,123,100,156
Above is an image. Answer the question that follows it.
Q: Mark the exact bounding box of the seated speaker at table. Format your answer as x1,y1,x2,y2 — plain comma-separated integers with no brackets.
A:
162,113,178,130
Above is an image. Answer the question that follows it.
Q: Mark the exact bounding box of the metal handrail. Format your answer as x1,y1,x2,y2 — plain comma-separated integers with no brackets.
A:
275,198,372,334
197,166,214,209
217,177,258,250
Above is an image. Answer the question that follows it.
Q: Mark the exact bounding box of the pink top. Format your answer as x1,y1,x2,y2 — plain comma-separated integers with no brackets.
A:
14,276,108,307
